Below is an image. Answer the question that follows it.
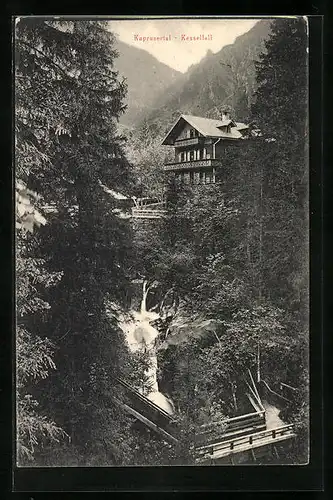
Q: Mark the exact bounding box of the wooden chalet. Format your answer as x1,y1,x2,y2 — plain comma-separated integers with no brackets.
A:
162,112,249,184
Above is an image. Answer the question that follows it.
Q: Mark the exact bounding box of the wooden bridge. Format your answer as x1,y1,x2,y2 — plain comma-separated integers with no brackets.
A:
109,373,296,463
131,198,166,220
196,423,296,464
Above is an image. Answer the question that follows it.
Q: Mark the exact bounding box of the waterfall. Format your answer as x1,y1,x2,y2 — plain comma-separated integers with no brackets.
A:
140,280,149,314
119,280,175,415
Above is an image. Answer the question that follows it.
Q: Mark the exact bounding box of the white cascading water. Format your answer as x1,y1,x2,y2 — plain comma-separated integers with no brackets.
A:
119,281,174,415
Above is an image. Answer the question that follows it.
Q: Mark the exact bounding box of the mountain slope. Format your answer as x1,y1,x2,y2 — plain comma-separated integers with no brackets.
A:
136,20,272,136
114,39,182,128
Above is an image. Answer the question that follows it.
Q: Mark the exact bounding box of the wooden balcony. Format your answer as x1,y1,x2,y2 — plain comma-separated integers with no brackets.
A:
164,158,221,172
174,137,204,147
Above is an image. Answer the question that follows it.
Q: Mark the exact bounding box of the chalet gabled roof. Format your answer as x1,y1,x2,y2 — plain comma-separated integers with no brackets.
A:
161,114,249,145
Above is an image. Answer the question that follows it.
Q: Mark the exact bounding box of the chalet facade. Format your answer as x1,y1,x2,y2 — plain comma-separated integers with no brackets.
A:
162,113,249,184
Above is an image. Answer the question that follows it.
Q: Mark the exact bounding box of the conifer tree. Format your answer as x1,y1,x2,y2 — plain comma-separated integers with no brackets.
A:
16,182,67,463
16,18,137,465
251,17,308,309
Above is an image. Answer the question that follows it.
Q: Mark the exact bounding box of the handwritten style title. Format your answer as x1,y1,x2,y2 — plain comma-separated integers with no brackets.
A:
133,34,213,42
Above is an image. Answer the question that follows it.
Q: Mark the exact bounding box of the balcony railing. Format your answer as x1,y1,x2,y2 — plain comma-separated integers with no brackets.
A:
164,158,221,172
174,137,204,147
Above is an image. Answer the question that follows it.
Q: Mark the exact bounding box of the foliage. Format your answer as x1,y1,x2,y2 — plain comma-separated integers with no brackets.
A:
123,348,156,396
16,189,66,463
16,181,47,233
15,18,138,465
251,17,308,308
125,127,172,199
15,17,309,465
139,18,309,464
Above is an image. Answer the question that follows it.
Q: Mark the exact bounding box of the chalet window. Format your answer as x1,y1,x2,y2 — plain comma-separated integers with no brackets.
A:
189,150,195,161
197,149,200,160
189,171,194,183
187,151,191,161
190,129,195,138
199,171,205,184
205,171,212,184
203,148,207,159
206,151,211,159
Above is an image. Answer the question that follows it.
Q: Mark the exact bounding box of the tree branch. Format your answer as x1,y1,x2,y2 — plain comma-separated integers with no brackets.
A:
16,38,76,83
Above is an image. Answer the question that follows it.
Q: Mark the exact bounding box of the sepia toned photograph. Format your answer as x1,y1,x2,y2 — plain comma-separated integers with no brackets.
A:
15,16,309,467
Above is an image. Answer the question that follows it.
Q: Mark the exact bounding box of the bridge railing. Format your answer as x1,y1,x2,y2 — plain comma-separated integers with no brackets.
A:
196,423,296,459
196,409,266,446
113,377,178,438
132,208,166,219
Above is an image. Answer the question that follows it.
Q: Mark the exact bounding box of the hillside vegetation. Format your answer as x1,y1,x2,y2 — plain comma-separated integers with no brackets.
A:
136,19,272,137
114,39,181,128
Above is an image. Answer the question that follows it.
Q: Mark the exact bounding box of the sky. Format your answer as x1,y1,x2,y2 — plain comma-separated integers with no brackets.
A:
108,19,259,73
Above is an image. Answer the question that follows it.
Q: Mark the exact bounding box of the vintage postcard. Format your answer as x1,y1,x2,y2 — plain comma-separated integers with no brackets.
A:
15,16,309,469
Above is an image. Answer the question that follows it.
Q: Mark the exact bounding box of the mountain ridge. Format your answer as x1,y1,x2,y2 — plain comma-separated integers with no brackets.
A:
113,39,182,128
135,20,272,136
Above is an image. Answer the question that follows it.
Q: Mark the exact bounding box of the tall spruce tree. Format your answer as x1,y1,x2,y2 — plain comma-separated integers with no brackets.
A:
251,17,308,309
16,19,138,465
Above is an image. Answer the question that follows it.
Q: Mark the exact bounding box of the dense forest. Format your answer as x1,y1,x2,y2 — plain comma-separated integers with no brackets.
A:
15,18,308,466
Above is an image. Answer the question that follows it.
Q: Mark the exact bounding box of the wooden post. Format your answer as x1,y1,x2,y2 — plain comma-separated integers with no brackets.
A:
257,342,261,383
